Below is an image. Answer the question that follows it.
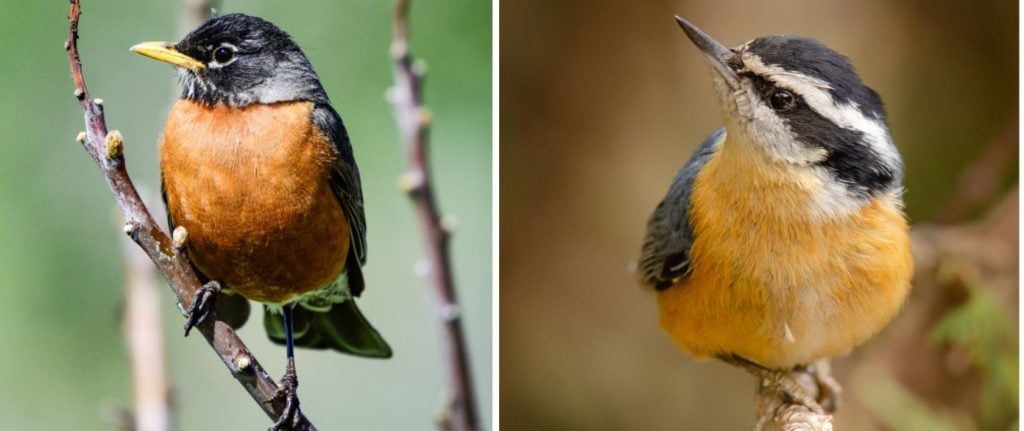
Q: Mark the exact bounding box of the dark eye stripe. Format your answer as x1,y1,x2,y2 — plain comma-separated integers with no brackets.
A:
738,72,894,195
741,72,798,108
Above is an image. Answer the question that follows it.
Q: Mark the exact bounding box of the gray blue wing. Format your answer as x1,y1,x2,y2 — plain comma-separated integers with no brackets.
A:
638,127,724,290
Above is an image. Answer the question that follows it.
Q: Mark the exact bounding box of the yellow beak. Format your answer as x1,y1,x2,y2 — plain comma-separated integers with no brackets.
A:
129,41,205,70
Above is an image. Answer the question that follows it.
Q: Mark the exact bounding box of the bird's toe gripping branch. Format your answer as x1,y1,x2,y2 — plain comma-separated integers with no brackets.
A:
806,360,841,413
719,354,831,414
761,369,825,414
184,280,221,336
268,363,305,431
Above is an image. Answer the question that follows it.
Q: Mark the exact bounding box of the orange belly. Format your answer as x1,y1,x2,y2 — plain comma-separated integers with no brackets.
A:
657,139,913,369
160,99,349,304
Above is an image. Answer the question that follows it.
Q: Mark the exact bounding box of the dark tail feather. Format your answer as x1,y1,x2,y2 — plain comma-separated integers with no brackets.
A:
264,300,391,358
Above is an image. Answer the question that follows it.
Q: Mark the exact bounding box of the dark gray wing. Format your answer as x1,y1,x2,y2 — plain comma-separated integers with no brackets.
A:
312,103,368,296
638,127,724,291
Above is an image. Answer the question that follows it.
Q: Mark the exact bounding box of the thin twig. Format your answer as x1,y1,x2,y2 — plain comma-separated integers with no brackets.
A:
122,0,221,426
65,1,316,429
122,212,172,431
388,1,480,430
933,114,1018,223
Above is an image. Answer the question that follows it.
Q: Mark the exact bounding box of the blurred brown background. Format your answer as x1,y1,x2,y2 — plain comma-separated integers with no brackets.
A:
500,0,1017,430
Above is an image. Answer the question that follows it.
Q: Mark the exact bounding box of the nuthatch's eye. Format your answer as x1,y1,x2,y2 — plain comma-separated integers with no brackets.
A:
769,90,796,111
213,45,235,64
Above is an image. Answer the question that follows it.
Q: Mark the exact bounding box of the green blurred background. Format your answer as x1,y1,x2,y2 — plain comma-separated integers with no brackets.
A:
501,0,1017,430
0,0,490,429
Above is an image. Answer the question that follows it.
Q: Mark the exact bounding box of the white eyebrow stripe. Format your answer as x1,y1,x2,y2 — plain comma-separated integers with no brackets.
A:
741,52,901,174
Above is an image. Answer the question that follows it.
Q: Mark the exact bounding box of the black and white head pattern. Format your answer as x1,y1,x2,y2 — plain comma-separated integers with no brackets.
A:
708,35,904,218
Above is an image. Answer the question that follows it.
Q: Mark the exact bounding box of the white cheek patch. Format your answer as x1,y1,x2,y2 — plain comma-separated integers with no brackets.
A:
743,94,828,166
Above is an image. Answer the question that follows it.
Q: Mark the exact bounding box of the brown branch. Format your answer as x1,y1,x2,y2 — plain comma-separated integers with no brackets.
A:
759,404,833,431
388,1,480,430
866,187,1018,424
65,1,316,429
122,215,173,431
933,114,1018,223
121,0,221,425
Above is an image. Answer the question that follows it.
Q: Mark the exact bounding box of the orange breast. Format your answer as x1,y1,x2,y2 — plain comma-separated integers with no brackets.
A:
657,137,913,369
160,100,349,304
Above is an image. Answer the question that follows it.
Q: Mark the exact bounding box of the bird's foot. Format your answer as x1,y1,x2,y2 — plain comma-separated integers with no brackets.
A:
183,280,221,336
269,365,306,431
720,355,825,414
807,359,841,413
750,369,826,431
760,369,825,414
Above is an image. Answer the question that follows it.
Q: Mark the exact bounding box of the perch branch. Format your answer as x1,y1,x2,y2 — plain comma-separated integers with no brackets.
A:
65,1,316,429
122,222,172,431
389,1,480,430
754,363,834,431
933,113,1018,223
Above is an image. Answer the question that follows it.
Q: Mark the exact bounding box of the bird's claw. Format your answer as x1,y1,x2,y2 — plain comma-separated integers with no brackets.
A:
807,359,841,413
269,368,305,431
183,280,221,336
720,354,832,423
763,370,825,414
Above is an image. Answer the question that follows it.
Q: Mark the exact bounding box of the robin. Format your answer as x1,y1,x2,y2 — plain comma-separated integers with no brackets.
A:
638,17,912,424
131,13,391,429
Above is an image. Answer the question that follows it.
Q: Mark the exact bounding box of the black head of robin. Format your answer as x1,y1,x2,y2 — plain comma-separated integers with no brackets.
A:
132,13,328,107
132,13,390,427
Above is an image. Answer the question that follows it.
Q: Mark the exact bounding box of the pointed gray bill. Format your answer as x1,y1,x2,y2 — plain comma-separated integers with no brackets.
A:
674,16,739,88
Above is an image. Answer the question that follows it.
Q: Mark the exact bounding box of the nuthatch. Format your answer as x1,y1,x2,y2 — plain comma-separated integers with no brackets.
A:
638,17,913,416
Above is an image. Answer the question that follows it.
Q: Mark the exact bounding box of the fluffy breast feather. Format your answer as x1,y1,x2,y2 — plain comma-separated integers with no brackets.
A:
657,136,913,369
160,100,350,303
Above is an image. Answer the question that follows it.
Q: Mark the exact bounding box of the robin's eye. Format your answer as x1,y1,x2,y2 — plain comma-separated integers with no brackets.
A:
213,46,235,64
769,90,795,111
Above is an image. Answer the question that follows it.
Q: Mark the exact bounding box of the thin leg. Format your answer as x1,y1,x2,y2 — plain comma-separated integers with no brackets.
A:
183,280,221,336
270,305,305,431
284,305,295,360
